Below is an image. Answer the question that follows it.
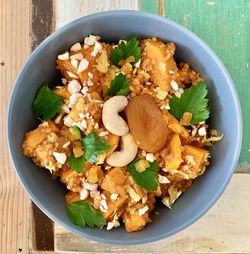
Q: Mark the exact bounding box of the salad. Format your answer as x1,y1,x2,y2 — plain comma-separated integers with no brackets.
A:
22,35,222,232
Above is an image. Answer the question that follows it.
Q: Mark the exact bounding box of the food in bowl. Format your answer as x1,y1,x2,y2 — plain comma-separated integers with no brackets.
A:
22,35,222,232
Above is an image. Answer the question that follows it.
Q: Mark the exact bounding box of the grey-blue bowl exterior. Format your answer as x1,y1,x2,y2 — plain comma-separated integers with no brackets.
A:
7,10,242,245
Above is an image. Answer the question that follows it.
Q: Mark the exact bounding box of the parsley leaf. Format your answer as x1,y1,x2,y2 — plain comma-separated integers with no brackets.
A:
67,152,85,174
105,73,130,96
169,82,209,124
110,36,141,67
32,85,62,121
67,200,106,228
82,132,111,163
67,132,111,173
128,158,158,191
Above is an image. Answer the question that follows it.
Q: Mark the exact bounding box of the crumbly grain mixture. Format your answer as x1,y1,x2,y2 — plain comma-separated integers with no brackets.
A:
22,35,221,232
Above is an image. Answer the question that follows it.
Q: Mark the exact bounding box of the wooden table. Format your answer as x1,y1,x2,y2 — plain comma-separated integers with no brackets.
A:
1,1,249,253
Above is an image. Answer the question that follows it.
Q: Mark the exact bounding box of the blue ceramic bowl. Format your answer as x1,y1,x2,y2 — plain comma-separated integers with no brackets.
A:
7,11,242,245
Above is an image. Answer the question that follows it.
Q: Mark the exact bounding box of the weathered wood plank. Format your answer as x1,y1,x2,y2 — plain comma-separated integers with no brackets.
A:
54,174,250,253
31,0,54,50
55,0,139,29
0,0,31,253
141,0,250,171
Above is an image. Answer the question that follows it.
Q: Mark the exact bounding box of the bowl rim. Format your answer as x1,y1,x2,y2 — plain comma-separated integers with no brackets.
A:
7,10,243,245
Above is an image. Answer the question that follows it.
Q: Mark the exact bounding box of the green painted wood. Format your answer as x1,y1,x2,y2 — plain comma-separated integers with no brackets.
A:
140,0,250,171
140,0,159,15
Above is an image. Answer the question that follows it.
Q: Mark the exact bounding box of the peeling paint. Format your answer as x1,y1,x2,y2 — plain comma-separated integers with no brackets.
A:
183,14,191,27
236,161,250,172
207,0,216,6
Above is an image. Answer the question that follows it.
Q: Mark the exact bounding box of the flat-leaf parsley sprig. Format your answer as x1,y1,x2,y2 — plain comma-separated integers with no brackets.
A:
110,36,141,67
32,84,62,121
169,82,209,125
67,130,111,173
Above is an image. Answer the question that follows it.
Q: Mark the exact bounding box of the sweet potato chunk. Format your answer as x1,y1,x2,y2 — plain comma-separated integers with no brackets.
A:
65,191,80,204
105,134,119,156
163,111,189,140
87,165,104,184
164,133,183,170
102,195,127,220
182,145,209,176
56,46,103,84
123,213,149,232
101,168,127,196
141,39,178,91
22,121,59,156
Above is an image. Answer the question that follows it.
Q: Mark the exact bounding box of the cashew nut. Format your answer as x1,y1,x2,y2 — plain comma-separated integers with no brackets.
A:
106,133,138,167
102,96,129,136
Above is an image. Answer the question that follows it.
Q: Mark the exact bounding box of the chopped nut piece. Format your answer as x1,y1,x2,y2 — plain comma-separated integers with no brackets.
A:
83,182,98,191
64,116,74,127
146,153,154,162
61,78,67,84
110,193,119,200
84,35,97,46
58,52,69,60
68,93,83,108
170,80,179,91
62,141,71,149
70,42,82,52
141,195,148,204
80,188,89,200
126,186,141,202
70,58,78,69
61,104,70,114
53,152,67,164
54,114,63,124
100,199,108,210
158,174,170,184
70,53,84,60
198,127,207,136
77,59,89,73
67,71,78,79
138,205,149,216
91,41,102,57
99,131,109,137
67,80,81,94
81,86,88,95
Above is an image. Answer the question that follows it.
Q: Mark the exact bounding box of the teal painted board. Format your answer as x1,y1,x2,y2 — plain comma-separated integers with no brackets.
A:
140,0,250,170
140,0,159,15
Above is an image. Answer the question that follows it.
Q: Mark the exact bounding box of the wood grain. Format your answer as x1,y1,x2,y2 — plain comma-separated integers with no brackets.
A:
54,174,250,253
0,0,31,254
55,0,139,29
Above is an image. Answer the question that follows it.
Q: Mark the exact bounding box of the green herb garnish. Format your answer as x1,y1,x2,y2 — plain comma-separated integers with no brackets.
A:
169,82,209,124
32,85,62,121
128,158,158,191
67,131,110,173
110,36,141,67
67,200,106,228
105,73,130,96
82,132,111,163
67,153,86,174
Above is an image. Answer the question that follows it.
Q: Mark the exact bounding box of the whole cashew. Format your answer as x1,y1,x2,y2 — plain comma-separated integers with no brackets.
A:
102,96,129,136
106,133,138,167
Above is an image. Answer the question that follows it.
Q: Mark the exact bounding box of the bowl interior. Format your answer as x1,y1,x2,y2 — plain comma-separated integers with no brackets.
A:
7,11,242,245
